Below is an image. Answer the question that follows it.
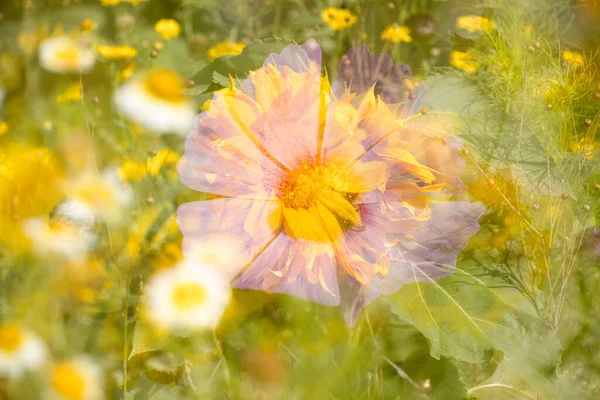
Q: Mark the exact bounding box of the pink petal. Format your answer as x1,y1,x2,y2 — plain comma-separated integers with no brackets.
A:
179,95,287,199
365,201,486,303
233,233,341,306
177,198,281,280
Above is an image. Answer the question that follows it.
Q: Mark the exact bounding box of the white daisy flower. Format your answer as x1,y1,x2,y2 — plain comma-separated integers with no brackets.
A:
0,322,47,378
52,199,96,230
114,68,196,135
185,233,247,280
23,217,96,262
22,216,96,262
144,260,231,331
64,168,133,225
39,36,96,74
47,357,104,400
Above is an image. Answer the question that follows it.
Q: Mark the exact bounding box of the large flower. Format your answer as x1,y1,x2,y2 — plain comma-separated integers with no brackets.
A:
178,40,484,325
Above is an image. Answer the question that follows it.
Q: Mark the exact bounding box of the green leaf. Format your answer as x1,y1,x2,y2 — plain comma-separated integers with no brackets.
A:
466,325,566,400
384,266,535,363
384,265,564,399
129,319,173,359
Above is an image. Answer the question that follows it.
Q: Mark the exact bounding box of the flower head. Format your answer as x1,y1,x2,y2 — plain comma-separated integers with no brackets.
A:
80,19,98,33
450,50,479,74
0,322,47,378
456,15,495,33
64,168,133,224
178,40,484,325
381,25,412,43
48,357,104,400
562,50,584,68
39,36,95,74
321,8,357,31
113,68,196,135
154,19,181,40
57,83,82,103
97,45,138,60
144,260,231,331
207,41,246,61
22,214,96,261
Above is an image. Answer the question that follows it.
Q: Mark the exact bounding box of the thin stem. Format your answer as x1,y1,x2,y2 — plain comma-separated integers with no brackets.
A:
122,274,131,398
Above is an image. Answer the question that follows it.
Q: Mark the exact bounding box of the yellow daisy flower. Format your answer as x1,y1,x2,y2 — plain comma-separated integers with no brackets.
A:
117,160,147,182
56,83,82,103
146,148,180,176
154,19,181,40
456,15,495,33
207,41,246,61
562,50,584,68
450,50,479,74
381,25,412,43
321,7,357,31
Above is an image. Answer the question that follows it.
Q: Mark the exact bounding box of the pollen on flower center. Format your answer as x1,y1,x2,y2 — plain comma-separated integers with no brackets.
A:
276,164,363,242
143,69,185,103
51,363,86,400
278,164,351,209
171,283,207,310
0,323,24,353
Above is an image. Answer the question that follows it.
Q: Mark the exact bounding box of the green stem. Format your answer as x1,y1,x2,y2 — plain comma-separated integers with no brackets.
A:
122,274,131,398
273,0,283,35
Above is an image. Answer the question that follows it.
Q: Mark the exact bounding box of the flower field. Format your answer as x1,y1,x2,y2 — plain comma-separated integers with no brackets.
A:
0,0,599,398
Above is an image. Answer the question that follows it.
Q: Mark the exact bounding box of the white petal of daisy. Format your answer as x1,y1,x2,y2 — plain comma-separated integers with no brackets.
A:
184,233,247,280
48,357,104,400
22,217,96,262
0,323,47,379
145,261,231,331
52,199,96,230
113,68,196,135
64,168,133,225
39,36,96,74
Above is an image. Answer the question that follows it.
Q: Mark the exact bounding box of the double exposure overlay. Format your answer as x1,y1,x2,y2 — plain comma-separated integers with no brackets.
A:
1,0,599,398
178,41,484,325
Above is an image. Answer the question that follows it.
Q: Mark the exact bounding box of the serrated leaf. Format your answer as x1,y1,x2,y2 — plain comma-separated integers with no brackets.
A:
384,266,535,363
385,265,564,399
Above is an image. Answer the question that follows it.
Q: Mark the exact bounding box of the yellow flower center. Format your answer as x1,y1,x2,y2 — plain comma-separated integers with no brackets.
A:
143,69,185,104
0,323,24,353
171,283,207,310
51,363,86,400
56,46,80,68
277,164,362,243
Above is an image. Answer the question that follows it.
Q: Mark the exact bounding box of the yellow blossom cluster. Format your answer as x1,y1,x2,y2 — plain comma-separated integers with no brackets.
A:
381,25,412,43
450,51,479,74
321,7,357,31
456,15,495,33
207,41,246,61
